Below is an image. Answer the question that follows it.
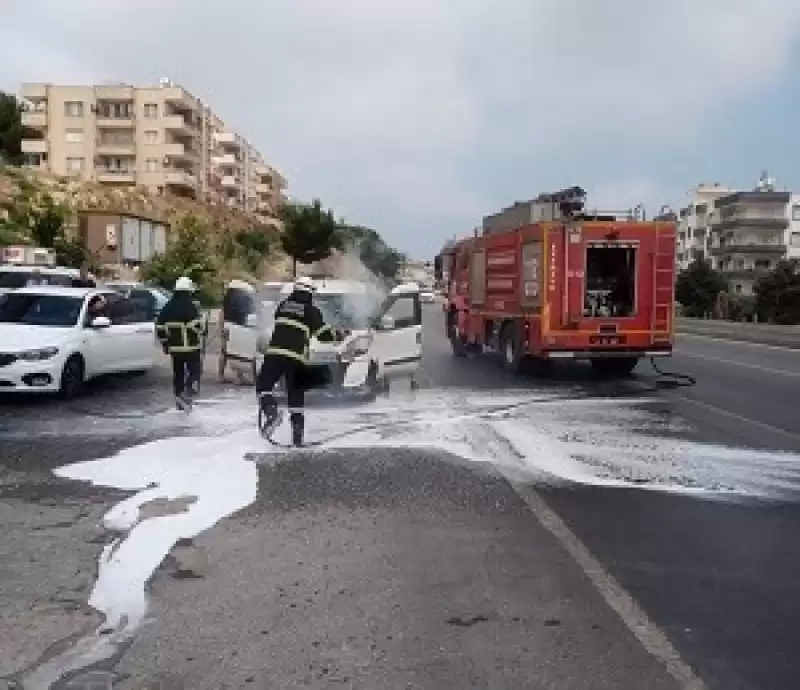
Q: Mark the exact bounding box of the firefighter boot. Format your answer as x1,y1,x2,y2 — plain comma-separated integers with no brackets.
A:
258,394,282,440
290,412,304,448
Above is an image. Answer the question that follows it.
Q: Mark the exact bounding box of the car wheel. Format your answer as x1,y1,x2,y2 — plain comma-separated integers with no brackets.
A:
59,356,85,400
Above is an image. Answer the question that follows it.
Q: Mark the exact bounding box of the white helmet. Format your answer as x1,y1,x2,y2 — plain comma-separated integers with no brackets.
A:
293,276,316,294
174,276,195,292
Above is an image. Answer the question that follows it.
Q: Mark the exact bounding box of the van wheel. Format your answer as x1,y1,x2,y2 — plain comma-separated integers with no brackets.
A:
500,324,524,375
59,356,85,400
591,357,639,378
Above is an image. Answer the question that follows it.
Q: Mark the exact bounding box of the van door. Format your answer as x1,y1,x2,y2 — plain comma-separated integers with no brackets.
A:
223,287,258,365
370,287,422,380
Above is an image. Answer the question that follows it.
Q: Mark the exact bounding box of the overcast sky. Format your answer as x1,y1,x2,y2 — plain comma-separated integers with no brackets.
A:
2,1,800,258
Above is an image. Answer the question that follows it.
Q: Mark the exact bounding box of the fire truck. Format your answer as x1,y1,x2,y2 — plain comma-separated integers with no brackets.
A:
436,186,677,377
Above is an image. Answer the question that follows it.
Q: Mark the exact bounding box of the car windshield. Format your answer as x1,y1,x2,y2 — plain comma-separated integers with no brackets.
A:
0,293,83,327
314,292,380,330
0,270,74,288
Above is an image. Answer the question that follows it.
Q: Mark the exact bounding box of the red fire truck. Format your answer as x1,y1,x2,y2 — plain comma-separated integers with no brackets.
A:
436,186,677,377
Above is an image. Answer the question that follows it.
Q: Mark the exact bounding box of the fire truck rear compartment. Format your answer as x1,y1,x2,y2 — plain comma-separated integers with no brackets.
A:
584,244,636,318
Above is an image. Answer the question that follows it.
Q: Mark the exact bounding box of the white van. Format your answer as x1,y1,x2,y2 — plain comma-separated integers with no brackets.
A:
258,279,424,394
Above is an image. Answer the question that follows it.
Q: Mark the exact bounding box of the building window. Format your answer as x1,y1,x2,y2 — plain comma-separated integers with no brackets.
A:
66,157,84,172
792,205,800,221
64,101,84,117
734,284,743,294
144,130,158,144
64,129,84,143
145,158,159,172
790,232,800,247
144,103,158,118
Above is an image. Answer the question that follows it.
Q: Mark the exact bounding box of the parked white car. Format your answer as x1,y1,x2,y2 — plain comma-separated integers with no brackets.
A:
0,286,158,397
0,264,98,294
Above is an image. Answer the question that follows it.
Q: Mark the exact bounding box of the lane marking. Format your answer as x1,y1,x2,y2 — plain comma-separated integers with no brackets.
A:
511,482,707,689
673,349,800,378
665,393,800,443
677,332,800,354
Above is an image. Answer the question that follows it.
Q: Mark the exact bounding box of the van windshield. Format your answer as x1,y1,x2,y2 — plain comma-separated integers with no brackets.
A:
314,292,380,331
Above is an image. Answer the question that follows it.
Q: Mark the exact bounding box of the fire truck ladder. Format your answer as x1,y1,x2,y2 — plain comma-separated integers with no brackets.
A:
646,224,696,388
651,224,675,337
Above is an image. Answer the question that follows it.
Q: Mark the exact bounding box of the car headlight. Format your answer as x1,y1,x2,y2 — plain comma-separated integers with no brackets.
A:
16,347,59,361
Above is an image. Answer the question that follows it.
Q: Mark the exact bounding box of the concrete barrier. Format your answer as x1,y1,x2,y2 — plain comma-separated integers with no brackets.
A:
677,317,800,349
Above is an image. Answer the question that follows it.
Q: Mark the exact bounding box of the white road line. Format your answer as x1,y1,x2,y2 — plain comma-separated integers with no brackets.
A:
510,482,707,690
677,332,800,353
665,393,800,442
674,349,800,378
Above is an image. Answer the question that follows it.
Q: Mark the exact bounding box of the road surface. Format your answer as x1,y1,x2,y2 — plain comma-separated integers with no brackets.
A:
1,308,799,689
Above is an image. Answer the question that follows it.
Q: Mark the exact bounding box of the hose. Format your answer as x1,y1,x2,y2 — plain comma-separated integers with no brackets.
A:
646,355,696,388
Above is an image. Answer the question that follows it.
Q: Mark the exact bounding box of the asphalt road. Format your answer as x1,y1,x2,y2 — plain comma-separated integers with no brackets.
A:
2,307,800,689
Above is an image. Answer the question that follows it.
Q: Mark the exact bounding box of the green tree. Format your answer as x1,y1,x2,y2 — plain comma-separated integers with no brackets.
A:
754,259,800,325
233,226,273,274
675,259,727,317
279,199,341,276
338,223,404,281
0,91,26,165
141,215,218,303
29,193,70,248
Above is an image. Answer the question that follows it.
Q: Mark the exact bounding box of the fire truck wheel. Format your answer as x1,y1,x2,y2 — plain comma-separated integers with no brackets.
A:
500,324,524,375
590,357,639,378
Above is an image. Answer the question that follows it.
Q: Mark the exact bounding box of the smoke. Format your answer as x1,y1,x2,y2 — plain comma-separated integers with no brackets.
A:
306,247,389,331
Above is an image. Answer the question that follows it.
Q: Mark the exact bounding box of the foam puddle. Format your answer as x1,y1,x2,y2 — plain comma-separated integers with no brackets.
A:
25,387,800,686
23,432,259,689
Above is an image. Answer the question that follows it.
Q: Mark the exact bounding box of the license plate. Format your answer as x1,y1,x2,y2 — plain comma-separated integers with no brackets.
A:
590,335,624,345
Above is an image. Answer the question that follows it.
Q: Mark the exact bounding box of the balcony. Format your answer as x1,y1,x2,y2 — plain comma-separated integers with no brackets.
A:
720,268,772,280
220,175,240,189
161,86,199,112
215,132,241,148
711,243,786,256
22,111,47,129
96,140,135,155
213,153,238,166
713,216,789,232
163,115,194,137
95,86,135,100
21,139,48,154
255,183,272,195
96,169,136,184
165,170,198,189
96,115,134,129
20,83,48,100
163,142,199,161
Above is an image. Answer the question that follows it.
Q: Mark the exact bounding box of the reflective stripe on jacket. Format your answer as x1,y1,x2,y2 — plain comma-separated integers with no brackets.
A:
155,293,204,354
264,290,335,362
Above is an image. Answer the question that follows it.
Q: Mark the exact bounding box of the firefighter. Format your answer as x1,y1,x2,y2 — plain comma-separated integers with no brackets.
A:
155,276,206,410
256,276,336,446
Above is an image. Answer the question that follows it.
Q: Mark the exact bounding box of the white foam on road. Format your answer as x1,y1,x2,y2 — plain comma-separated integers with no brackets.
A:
24,430,259,689
26,386,800,686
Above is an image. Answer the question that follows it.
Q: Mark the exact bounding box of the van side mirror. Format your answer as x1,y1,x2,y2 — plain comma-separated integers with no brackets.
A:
245,313,258,328
379,314,394,330
90,316,111,329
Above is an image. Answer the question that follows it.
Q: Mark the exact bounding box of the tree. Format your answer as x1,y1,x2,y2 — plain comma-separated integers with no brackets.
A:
141,215,218,304
337,223,404,281
754,259,800,325
675,259,727,318
0,91,26,165
279,199,341,276
233,226,273,275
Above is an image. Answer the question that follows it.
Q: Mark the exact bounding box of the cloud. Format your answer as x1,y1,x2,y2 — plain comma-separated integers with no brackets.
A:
2,0,800,256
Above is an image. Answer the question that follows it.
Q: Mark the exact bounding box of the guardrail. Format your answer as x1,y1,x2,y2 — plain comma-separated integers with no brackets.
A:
677,317,800,349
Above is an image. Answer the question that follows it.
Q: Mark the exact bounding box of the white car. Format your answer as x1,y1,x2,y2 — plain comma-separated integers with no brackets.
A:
0,286,158,397
0,264,98,294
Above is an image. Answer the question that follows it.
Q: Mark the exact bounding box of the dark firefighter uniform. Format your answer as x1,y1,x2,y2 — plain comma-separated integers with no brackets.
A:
155,287,205,403
257,284,335,446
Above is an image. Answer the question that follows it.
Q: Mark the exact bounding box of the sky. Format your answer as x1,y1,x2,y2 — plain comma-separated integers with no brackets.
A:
2,0,800,259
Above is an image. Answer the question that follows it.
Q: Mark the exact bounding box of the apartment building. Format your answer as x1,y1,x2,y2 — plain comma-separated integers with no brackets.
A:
676,183,734,270
18,80,285,222
710,186,800,295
